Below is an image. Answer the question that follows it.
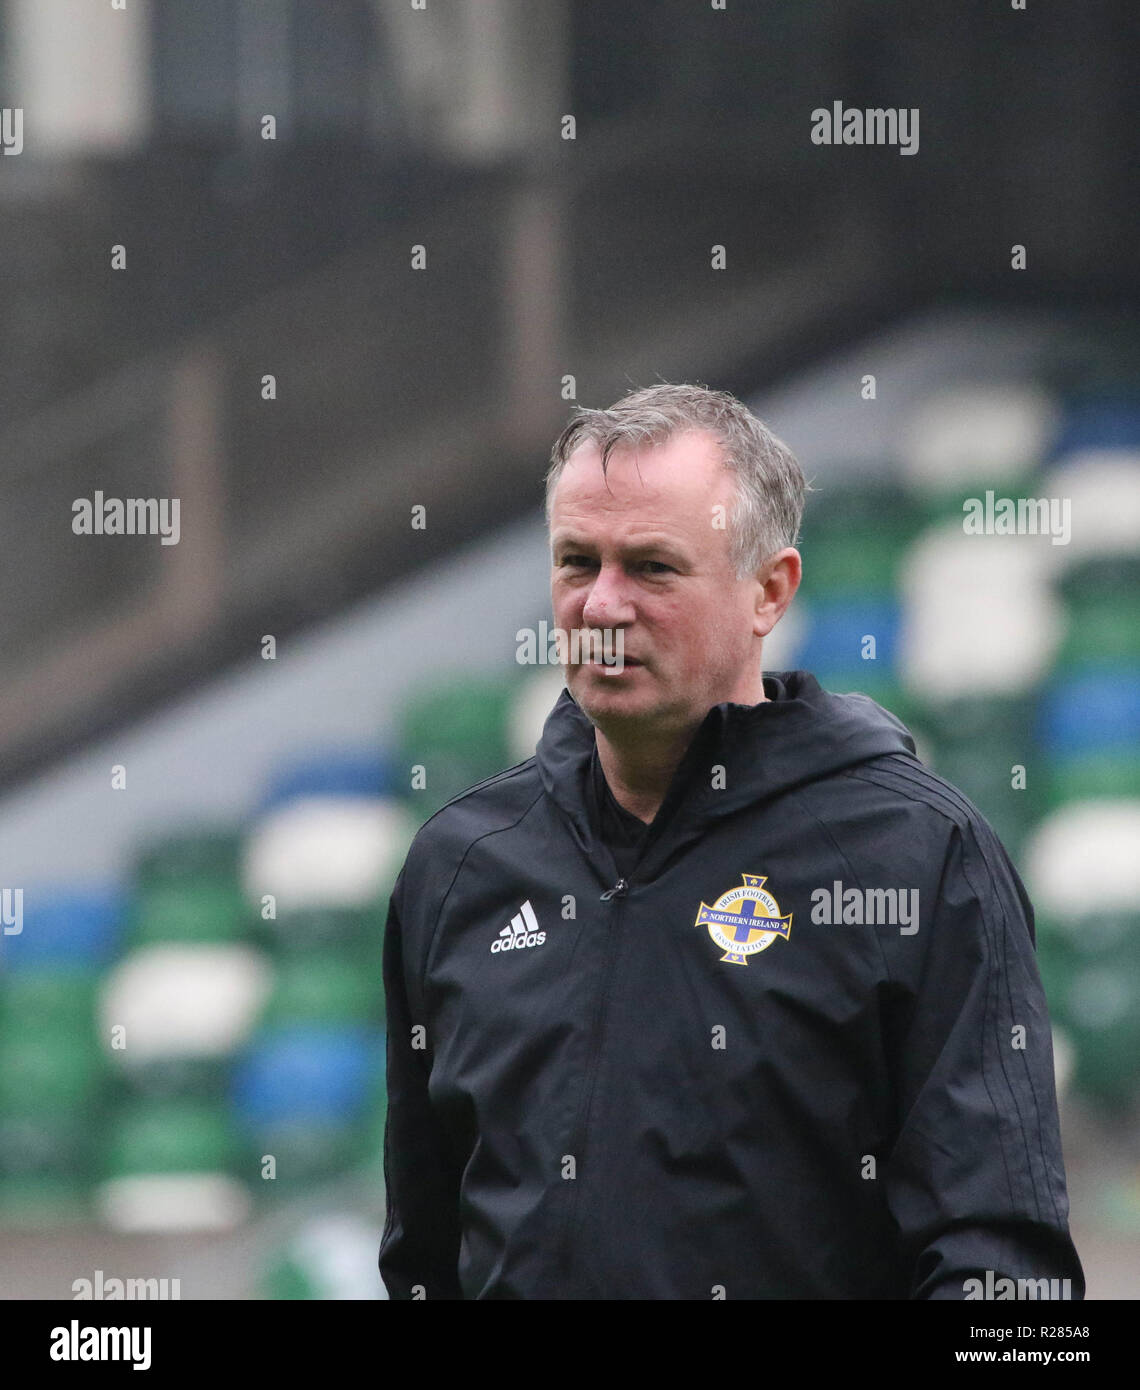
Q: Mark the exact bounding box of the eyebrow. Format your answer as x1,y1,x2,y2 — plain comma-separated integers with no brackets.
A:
551,534,688,559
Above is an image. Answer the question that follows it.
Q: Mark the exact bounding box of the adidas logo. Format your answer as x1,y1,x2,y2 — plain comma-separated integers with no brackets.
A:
490,900,546,953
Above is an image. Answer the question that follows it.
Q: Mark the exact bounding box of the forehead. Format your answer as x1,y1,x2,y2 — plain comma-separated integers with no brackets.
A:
549,429,734,537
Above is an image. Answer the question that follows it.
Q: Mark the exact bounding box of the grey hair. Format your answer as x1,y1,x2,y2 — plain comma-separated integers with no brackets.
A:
544,383,808,578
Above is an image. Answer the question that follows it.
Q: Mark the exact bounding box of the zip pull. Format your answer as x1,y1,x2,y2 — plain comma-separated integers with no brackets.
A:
600,878,629,901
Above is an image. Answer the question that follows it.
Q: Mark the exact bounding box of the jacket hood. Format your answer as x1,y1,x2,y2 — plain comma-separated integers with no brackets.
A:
534,670,918,867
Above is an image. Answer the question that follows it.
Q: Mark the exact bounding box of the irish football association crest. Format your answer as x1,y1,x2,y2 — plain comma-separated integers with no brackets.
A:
694,873,792,966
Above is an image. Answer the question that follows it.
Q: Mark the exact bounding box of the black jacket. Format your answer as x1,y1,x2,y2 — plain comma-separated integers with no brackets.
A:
378,671,1084,1299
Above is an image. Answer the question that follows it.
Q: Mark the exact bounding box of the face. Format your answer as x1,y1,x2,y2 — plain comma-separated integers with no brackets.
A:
549,429,791,741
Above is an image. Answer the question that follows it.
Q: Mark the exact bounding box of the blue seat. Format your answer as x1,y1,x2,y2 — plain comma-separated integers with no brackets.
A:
1052,397,1140,456
796,598,901,674
0,887,124,970
1038,668,1140,755
256,751,397,814
231,1025,384,1125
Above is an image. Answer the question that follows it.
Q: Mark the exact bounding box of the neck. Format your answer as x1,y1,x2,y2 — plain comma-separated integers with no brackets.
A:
594,723,693,825
595,674,769,824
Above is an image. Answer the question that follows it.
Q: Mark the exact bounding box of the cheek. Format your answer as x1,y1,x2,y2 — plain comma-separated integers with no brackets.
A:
551,584,582,622
656,605,712,660
673,599,747,666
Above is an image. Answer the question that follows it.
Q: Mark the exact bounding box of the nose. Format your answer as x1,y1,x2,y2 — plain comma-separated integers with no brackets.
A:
581,562,636,630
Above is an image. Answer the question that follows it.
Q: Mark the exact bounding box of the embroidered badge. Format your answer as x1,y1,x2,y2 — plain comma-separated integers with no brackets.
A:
694,873,793,966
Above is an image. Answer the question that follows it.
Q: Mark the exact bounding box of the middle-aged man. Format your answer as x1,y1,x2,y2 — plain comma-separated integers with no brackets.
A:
378,383,1084,1300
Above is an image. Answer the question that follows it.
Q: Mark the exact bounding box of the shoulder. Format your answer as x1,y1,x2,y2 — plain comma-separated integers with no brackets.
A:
397,757,546,900
793,752,1024,899
840,752,997,837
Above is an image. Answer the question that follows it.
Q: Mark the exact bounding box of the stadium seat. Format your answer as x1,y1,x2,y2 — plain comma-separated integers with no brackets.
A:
231,1025,385,1193
260,952,382,1027
797,480,922,598
508,668,568,764
899,383,1059,509
256,750,397,814
898,520,1063,698
1033,910,1140,1110
1037,669,1140,757
397,675,517,818
95,1097,250,1232
1051,396,1140,455
255,903,385,962
0,888,124,969
130,830,250,946
261,1213,389,1299
99,942,273,1098
242,796,414,914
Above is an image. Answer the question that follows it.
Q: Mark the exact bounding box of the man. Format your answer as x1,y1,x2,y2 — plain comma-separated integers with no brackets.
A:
378,383,1084,1299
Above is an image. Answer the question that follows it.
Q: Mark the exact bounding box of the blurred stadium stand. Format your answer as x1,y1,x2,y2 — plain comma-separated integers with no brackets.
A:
1,0,1138,1298
3,306,1140,1295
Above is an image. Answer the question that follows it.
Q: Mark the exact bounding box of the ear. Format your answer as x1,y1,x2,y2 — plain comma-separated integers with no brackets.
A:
753,548,801,638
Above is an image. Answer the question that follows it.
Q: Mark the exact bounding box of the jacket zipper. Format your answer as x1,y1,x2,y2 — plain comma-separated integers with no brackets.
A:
556,873,630,1291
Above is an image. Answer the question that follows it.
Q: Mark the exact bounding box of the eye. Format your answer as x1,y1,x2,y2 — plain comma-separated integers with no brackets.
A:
640,560,674,574
558,554,595,570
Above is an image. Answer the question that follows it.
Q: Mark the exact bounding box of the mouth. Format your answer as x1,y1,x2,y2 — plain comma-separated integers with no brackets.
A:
590,655,641,675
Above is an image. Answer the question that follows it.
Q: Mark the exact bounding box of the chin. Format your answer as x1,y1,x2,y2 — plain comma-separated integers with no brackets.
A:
571,673,667,724
569,672,634,708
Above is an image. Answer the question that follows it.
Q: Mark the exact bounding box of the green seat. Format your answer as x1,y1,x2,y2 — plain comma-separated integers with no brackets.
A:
0,968,99,1034
114,1056,233,1105
101,1099,242,1180
260,1215,387,1299
1055,556,1140,669
813,672,917,733
928,742,1043,858
1058,603,1140,668
1034,927,1071,1017
95,1097,253,1232
910,470,1042,530
260,905,384,961
261,953,382,1027
0,1112,92,1182
131,879,250,946
131,831,250,945
262,1251,320,1300
398,676,516,818
135,830,243,885
247,1118,372,1197
798,536,909,601
1034,911,1140,1111
0,1174,89,1225
915,693,1044,856
0,1007,102,1218
0,1027,104,1113
798,482,920,599
918,692,1039,749
1046,751,1140,809
1056,553,1140,605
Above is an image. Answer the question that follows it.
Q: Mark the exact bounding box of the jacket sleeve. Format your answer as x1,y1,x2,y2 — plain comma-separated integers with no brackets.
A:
378,872,463,1299
882,818,1085,1300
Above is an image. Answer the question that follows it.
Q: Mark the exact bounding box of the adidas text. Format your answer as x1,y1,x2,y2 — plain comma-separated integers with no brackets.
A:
492,900,546,953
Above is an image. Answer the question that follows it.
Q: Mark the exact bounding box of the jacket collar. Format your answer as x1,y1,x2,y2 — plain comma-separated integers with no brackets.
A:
534,670,917,876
